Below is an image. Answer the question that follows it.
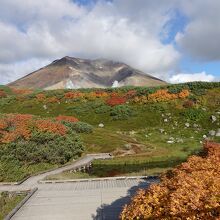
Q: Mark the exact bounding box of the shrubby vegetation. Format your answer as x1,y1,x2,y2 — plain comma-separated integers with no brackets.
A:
181,108,207,121
110,105,135,120
63,121,93,133
120,141,220,220
0,114,84,181
94,105,111,114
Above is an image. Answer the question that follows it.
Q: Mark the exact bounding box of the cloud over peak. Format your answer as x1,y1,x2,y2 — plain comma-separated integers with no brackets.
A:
0,0,180,84
0,0,219,84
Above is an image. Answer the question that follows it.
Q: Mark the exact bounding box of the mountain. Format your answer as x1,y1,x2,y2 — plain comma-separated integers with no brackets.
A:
8,56,166,89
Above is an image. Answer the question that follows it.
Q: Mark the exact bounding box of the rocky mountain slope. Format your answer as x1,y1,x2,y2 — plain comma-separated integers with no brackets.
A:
8,56,166,89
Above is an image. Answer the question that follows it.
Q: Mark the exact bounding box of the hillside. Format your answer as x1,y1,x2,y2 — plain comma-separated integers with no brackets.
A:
8,56,166,89
0,82,220,182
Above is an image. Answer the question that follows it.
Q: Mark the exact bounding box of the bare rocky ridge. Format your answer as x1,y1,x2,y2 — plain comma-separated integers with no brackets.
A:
8,56,167,89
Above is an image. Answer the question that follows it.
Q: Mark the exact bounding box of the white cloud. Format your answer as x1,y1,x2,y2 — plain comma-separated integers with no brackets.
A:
0,0,180,84
1,0,219,85
176,0,220,61
169,71,215,84
0,59,50,84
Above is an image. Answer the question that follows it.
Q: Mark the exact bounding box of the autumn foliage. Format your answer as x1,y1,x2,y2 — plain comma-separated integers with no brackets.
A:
0,90,7,98
134,89,190,103
35,119,67,136
11,88,33,95
120,141,220,220
106,96,127,106
36,93,46,101
0,114,85,171
0,114,68,143
56,115,79,123
64,91,83,99
47,96,59,103
0,114,33,143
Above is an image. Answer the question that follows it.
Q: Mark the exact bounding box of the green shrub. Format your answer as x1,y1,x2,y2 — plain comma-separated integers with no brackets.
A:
167,85,187,94
64,121,93,133
67,105,89,114
44,90,65,99
0,131,84,165
181,108,206,121
192,88,207,96
95,105,111,114
110,105,135,120
88,101,105,109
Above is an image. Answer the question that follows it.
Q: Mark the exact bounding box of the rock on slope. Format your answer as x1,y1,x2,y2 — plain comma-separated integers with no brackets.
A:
8,56,166,89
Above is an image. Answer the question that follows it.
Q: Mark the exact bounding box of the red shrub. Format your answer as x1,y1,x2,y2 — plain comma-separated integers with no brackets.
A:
124,90,137,98
106,96,127,107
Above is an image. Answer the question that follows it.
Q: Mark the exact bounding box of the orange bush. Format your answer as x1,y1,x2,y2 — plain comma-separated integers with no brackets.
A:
133,89,190,104
11,88,33,95
47,96,59,103
0,114,33,143
0,114,68,143
35,119,67,135
56,115,79,123
80,91,110,101
178,89,190,99
106,96,127,106
121,141,220,220
64,91,83,99
1,127,31,143
0,119,7,130
0,90,7,98
36,93,46,101
89,91,109,98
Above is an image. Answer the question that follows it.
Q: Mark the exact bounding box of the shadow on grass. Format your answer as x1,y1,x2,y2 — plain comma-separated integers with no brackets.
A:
91,176,159,220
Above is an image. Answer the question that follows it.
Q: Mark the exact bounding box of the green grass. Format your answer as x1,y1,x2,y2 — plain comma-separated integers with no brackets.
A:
0,192,26,220
45,171,97,180
0,161,57,182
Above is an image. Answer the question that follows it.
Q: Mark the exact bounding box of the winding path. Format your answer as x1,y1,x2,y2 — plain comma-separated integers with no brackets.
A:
0,154,112,192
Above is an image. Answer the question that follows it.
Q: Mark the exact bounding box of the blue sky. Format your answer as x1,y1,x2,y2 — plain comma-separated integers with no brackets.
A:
0,0,219,84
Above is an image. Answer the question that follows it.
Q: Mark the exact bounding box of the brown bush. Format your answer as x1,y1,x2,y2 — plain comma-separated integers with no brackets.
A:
183,100,195,108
